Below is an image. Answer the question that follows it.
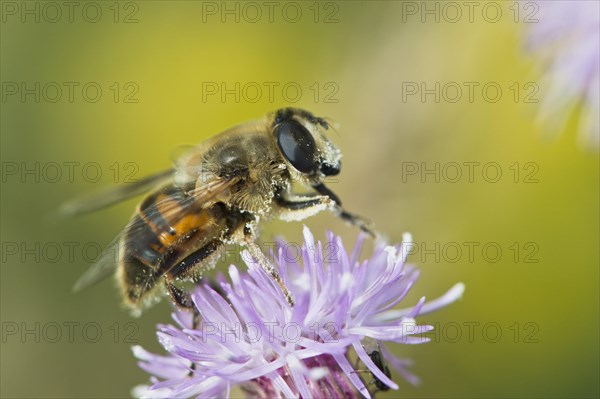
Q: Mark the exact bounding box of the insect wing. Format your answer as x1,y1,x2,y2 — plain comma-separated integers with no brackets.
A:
72,176,240,292
61,169,175,217
72,234,122,292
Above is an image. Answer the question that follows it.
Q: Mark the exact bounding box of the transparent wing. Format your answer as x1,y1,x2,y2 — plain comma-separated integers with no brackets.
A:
72,234,122,292
61,168,175,217
72,175,241,292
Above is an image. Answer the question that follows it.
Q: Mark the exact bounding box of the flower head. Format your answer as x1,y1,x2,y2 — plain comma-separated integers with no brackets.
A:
523,0,599,149
133,227,464,398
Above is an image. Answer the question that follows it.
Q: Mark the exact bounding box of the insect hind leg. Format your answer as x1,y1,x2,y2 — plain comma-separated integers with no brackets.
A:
165,282,195,309
164,238,224,310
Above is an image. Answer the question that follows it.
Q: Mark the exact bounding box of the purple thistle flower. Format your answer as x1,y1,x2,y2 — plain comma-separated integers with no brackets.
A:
132,227,464,399
523,0,599,149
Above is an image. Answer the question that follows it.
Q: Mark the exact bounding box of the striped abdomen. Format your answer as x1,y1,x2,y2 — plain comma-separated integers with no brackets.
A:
118,184,227,306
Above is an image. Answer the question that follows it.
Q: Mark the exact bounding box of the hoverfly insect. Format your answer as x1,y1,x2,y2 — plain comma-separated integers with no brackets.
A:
368,347,392,392
65,108,376,314
357,338,394,393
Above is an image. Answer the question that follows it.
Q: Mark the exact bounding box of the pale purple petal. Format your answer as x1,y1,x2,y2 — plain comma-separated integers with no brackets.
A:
132,228,464,398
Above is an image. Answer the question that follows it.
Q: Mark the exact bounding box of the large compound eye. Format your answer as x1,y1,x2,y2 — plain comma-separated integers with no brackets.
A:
276,121,316,173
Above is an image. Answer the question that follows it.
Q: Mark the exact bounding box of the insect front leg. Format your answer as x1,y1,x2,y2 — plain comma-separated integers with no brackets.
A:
275,192,332,221
277,189,379,239
311,183,379,239
333,206,379,240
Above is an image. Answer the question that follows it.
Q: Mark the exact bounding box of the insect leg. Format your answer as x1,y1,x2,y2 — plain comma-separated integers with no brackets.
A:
333,207,378,239
244,226,295,307
165,281,195,309
164,238,224,310
275,193,332,221
312,183,379,239
164,236,234,378
166,280,201,377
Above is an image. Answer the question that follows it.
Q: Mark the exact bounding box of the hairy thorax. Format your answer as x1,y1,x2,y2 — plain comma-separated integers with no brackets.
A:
202,133,287,214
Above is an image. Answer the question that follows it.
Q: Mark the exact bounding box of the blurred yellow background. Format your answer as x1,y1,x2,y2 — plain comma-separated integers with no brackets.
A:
1,1,598,398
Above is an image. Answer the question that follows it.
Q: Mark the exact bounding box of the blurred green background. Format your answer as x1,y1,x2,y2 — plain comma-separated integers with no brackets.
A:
1,1,598,398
